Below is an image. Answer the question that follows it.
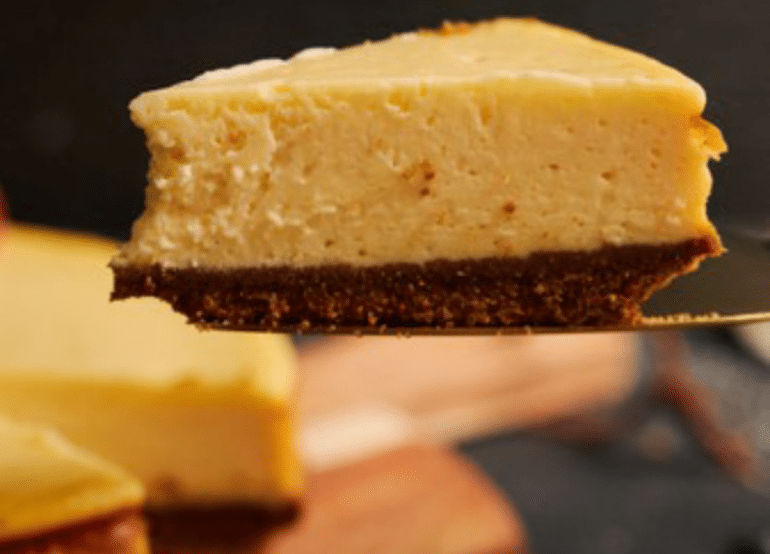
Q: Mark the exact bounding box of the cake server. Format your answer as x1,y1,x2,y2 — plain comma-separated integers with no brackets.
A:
638,226,770,329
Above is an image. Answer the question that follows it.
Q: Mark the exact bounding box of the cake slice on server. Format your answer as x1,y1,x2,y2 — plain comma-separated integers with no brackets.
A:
112,18,725,330
0,225,301,508
0,417,148,554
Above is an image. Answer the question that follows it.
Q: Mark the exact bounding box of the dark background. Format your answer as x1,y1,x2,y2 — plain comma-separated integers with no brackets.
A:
1,0,769,240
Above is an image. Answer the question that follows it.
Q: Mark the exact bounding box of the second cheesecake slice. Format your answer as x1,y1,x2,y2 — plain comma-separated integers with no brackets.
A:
0,226,301,508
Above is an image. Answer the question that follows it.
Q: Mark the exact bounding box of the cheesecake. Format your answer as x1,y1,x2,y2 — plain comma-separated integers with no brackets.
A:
0,225,301,507
112,18,725,330
0,417,148,554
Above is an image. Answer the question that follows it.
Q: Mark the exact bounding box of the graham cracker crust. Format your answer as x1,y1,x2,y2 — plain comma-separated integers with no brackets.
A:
0,510,147,554
111,237,720,330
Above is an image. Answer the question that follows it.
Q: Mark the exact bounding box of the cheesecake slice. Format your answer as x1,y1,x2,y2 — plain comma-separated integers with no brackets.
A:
0,225,301,507
0,417,148,554
112,18,725,329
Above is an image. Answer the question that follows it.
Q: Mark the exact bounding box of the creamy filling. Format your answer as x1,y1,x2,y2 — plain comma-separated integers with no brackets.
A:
116,82,723,269
0,378,298,506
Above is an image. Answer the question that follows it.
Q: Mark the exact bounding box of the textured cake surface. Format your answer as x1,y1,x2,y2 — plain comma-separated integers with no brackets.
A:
0,226,301,505
113,18,725,328
0,417,147,551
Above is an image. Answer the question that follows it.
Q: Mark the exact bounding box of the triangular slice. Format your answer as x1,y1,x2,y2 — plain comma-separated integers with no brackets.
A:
0,416,148,553
111,18,725,330
0,225,301,508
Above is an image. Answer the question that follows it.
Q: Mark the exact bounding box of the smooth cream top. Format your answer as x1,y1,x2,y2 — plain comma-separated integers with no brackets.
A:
134,18,704,108
0,417,144,542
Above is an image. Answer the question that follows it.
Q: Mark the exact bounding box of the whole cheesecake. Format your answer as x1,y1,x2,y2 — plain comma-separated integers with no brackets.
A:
112,18,725,330
1,226,301,508
0,417,148,554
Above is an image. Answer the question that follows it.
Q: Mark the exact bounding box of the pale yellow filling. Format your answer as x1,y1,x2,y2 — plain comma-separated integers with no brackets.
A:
0,377,297,506
0,226,301,505
0,417,145,543
115,18,724,269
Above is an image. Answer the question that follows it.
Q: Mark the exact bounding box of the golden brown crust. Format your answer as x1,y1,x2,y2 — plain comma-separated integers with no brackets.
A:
112,238,720,331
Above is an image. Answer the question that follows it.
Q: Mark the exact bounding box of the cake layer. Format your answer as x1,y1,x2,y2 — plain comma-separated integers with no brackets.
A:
112,237,718,329
0,226,301,506
0,511,148,554
113,18,724,275
0,417,145,546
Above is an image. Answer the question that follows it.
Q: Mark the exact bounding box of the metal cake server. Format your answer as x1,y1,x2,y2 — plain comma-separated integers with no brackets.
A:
638,227,770,328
